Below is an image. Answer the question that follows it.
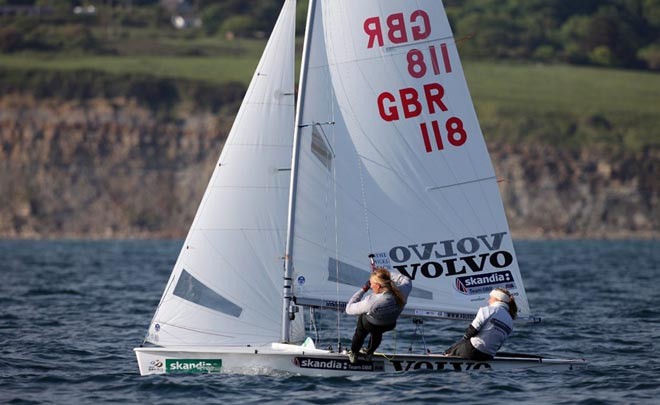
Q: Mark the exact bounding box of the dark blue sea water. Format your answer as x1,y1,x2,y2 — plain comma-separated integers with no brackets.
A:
1,240,659,404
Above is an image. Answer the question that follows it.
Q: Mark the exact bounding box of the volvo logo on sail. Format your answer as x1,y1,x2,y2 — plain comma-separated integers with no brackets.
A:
388,232,514,280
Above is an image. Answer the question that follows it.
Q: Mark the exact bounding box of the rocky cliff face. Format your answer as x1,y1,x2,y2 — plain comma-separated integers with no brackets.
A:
0,94,225,238
494,143,658,238
1,94,657,239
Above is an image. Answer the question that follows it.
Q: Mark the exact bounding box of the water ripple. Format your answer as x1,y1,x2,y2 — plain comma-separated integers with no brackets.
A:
1,240,659,404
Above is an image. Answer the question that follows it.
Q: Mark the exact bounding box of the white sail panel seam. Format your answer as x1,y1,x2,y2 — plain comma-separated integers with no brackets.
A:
326,5,493,236
196,229,280,311
321,6,495,236
383,35,455,51
152,320,280,341
321,18,470,238
178,231,282,322
375,52,482,236
159,295,281,334
426,176,497,191
206,186,288,190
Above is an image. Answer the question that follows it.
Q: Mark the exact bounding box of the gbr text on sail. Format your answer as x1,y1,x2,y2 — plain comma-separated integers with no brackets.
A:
363,9,468,154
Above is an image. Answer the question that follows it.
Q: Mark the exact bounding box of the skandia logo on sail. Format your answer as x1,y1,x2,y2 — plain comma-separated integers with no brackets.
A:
165,359,222,373
454,271,516,295
387,232,514,281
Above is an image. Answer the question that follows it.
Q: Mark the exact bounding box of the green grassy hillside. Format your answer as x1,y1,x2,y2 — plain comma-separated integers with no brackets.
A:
1,50,658,151
465,62,660,151
0,47,263,85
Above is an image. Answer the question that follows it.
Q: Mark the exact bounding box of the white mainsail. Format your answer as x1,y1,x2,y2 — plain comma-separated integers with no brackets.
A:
287,0,530,326
144,0,303,347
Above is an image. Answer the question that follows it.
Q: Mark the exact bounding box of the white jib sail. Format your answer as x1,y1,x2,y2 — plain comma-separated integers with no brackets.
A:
290,0,531,320
145,0,303,347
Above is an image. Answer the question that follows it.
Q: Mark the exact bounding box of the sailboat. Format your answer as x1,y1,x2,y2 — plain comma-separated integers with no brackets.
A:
135,0,585,375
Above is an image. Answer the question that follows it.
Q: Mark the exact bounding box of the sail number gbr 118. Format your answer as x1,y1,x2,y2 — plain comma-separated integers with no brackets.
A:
365,9,466,154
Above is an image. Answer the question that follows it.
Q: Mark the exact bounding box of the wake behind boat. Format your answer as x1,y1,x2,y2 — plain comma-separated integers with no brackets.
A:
135,0,586,375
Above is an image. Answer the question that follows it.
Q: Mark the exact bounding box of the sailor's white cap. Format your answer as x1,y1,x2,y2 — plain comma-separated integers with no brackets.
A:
490,289,510,303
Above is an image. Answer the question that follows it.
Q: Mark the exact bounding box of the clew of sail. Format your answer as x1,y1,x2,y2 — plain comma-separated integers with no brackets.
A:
289,0,531,321
144,0,302,348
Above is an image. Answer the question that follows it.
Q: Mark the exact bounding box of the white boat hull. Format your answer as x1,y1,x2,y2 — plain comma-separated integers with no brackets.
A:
135,343,586,376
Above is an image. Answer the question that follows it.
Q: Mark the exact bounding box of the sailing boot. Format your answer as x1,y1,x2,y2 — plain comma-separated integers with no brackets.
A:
359,348,372,361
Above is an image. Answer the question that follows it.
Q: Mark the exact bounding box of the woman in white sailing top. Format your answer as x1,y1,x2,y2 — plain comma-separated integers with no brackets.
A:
445,288,517,361
345,268,412,363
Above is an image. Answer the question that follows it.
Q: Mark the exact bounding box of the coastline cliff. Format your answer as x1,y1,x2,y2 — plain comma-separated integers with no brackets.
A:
1,94,657,239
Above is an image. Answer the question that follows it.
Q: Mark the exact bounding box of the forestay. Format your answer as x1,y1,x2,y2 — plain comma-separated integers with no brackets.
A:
289,0,530,322
143,0,304,347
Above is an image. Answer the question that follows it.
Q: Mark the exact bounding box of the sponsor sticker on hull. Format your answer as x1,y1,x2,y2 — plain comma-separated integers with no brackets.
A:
293,357,384,372
165,359,222,373
390,359,492,371
148,359,164,372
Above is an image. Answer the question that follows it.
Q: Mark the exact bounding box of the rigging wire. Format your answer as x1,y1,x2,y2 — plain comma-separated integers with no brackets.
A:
309,307,320,344
330,97,344,353
357,147,374,255
407,318,429,355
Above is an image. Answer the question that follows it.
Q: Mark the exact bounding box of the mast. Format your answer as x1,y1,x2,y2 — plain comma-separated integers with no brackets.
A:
281,0,317,343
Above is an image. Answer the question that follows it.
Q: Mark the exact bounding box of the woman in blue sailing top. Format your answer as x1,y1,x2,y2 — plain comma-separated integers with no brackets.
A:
345,268,412,364
444,288,517,361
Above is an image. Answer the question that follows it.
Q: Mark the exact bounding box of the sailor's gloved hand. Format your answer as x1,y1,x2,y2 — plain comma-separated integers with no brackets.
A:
362,280,371,292
462,325,479,340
